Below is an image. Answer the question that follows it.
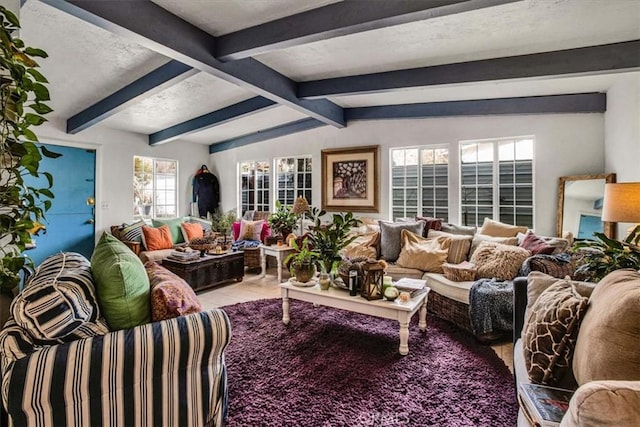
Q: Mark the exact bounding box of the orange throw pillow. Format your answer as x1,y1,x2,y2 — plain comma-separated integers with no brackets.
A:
181,222,204,242
141,224,173,251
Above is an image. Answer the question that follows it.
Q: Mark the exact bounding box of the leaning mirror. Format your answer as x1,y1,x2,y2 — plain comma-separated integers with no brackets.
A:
557,173,616,239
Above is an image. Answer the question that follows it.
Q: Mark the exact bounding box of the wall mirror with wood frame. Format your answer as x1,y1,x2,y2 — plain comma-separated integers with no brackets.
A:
557,173,616,239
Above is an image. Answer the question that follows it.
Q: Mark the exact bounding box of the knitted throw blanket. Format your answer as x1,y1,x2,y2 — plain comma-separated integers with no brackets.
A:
468,278,513,336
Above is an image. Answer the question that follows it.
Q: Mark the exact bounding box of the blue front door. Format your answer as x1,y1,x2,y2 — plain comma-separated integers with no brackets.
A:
26,144,96,266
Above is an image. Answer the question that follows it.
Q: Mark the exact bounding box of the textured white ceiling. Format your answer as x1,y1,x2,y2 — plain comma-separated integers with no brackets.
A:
256,0,640,81
151,0,341,36
20,1,169,118
15,0,640,146
182,105,309,145
103,72,255,134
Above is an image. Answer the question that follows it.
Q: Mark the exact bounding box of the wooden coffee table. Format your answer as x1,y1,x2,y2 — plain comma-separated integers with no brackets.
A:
162,251,244,292
280,283,430,355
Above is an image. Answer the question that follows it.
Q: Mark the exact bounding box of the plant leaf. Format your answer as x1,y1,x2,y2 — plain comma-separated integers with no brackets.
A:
40,145,60,159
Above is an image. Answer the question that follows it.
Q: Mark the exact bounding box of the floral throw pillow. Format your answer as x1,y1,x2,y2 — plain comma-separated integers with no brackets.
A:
145,262,202,322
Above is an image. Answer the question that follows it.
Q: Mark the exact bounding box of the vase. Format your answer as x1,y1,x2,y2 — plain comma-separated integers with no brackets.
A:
292,263,315,283
318,273,331,290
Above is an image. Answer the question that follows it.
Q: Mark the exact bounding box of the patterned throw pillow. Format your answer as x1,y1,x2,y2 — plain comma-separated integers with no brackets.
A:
396,230,450,272
469,233,519,258
145,262,202,321
519,231,554,255
524,280,589,386
470,241,531,280
11,252,109,345
378,220,426,262
239,219,265,241
119,220,147,243
141,224,174,251
426,230,473,264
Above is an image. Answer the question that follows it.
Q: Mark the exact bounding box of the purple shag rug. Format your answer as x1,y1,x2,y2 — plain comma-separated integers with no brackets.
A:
223,298,517,427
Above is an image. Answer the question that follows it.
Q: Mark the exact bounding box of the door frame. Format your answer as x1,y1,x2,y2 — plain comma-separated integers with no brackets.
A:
36,137,103,248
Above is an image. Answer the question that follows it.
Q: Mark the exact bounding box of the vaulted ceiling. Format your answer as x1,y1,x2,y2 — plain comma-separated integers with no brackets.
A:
19,0,640,153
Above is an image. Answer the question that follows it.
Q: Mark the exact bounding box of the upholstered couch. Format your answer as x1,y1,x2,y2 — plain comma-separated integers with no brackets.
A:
342,217,572,334
512,269,640,426
111,216,214,263
0,244,231,426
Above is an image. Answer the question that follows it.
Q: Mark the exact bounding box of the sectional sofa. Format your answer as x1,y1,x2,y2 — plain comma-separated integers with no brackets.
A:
342,217,572,334
512,269,640,426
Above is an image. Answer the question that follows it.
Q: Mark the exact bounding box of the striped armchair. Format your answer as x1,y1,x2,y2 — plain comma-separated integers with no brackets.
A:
1,309,230,427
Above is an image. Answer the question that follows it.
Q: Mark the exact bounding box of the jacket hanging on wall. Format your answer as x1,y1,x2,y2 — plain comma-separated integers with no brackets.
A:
192,165,220,218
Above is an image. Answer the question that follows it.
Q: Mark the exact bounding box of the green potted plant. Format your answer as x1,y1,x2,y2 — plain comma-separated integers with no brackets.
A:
0,6,58,295
572,226,640,282
307,206,361,275
211,209,237,248
284,237,320,283
268,200,298,239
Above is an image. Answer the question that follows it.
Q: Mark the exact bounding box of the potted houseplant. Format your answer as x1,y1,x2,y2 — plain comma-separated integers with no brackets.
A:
572,226,640,281
284,237,320,283
211,209,237,248
0,6,58,295
268,200,298,239
307,206,361,276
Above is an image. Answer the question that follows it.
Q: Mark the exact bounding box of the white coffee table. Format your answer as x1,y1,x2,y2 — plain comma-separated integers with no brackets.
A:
280,283,430,355
260,244,295,283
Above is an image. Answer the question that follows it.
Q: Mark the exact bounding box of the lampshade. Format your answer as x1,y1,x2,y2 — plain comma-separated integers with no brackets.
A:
292,196,309,215
601,183,640,223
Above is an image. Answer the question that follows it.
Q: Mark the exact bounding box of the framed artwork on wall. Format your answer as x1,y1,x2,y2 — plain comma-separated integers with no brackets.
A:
321,145,379,212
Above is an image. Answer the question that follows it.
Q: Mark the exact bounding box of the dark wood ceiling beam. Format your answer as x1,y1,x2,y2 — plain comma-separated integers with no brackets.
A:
209,118,325,153
216,0,519,61
346,93,607,121
299,40,640,98
149,97,277,145
67,60,197,134
42,0,345,129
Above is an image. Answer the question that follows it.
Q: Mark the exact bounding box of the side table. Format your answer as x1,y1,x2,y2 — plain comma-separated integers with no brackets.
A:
260,244,295,283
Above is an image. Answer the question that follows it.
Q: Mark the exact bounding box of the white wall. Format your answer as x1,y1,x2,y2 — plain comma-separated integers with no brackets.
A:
210,113,605,237
37,118,211,239
605,74,640,183
604,74,640,238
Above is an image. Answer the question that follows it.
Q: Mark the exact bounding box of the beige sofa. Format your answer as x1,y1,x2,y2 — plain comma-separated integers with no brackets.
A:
110,216,213,263
343,217,571,333
513,269,640,426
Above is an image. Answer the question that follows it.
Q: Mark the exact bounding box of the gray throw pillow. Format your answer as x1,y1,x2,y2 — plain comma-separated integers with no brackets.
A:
441,223,476,236
378,220,425,262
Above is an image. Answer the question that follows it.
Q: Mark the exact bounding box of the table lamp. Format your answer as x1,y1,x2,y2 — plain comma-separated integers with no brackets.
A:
292,196,309,235
601,182,640,244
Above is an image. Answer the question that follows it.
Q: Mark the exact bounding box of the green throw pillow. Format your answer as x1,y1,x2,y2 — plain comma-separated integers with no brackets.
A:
152,217,185,244
91,232,151,330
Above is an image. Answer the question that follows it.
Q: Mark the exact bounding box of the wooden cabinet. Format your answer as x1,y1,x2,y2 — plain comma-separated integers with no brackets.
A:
162,251,244,292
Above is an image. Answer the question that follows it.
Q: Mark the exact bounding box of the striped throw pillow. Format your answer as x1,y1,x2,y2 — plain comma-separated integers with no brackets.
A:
11,252,109,345
120,220,146,243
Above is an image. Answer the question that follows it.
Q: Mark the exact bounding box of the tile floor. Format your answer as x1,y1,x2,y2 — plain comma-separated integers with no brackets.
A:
198,266,514,373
